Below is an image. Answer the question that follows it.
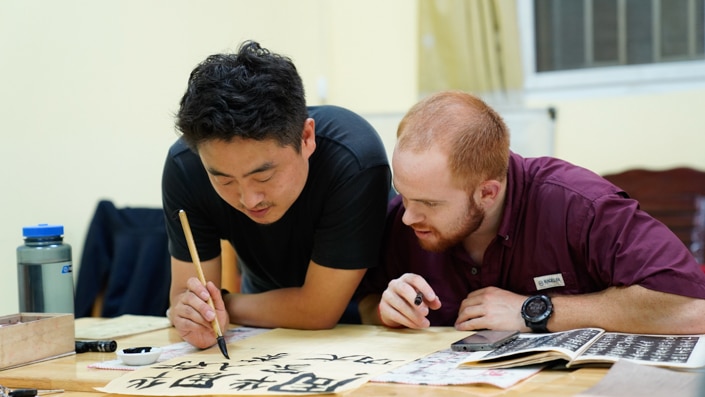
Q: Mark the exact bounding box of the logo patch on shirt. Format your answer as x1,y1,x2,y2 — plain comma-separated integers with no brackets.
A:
534,273,565,290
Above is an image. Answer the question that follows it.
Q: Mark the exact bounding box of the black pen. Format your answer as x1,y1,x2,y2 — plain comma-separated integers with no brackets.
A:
414,291,423,306
75,340,117,353
6,389,64,396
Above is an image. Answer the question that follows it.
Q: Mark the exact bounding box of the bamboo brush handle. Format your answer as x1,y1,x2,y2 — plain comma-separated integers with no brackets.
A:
178,210,224,338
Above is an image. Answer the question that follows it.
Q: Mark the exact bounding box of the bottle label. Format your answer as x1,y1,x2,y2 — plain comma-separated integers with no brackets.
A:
61,264,72,274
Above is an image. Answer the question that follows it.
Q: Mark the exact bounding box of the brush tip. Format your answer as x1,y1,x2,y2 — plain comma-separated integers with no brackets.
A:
217,336,230,359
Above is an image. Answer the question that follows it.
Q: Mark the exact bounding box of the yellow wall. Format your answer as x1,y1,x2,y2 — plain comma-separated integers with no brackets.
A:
0,0,416,316
2,0,704,316
529,88,705,175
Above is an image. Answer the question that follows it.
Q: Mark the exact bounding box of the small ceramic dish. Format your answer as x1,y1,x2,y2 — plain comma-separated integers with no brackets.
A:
116,346,162,366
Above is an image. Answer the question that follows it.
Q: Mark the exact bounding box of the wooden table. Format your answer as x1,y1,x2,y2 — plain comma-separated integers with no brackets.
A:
0,321,607,396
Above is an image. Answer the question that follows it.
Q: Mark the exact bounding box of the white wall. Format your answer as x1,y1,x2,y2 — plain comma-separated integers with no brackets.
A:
0,0,417,316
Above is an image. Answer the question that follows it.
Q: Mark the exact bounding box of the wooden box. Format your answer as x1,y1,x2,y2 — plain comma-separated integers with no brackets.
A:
0,312,75,370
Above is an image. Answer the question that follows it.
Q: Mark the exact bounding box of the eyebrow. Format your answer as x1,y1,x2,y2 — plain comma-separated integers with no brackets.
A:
393,182,444,205
206,162,276,179
411,198,445,205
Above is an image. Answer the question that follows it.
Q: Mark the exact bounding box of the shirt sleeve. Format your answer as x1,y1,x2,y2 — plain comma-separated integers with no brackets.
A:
584,193,705,298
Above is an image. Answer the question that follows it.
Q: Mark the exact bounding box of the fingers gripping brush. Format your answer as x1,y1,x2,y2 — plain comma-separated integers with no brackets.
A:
178,209,230,359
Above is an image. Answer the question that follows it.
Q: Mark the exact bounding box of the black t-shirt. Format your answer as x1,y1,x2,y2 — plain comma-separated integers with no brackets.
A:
161,105,391,292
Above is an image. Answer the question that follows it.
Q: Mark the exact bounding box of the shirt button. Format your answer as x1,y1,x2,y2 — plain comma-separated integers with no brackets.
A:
471,267,478,275
504,235,509,240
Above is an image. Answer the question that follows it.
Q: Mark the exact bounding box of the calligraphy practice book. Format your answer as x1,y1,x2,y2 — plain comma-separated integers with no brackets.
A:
459,328,705,370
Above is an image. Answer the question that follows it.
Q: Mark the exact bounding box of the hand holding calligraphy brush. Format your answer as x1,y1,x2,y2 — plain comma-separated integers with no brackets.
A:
178,209,230,360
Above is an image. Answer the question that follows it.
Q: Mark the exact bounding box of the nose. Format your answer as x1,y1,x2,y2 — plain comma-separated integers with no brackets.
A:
401,204,423,226
239,186,264,209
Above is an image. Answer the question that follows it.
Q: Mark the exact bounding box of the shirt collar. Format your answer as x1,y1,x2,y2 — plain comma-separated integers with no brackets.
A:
496,151,525,246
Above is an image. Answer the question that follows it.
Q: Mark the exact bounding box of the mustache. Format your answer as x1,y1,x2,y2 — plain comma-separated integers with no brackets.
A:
243,201,273,211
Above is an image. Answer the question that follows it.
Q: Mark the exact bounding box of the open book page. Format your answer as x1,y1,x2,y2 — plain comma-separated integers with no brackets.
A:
570,332,705,369
460,328,604,369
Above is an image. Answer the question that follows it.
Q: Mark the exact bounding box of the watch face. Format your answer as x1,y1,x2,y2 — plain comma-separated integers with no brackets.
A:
522,295,552,323
525,298,548,317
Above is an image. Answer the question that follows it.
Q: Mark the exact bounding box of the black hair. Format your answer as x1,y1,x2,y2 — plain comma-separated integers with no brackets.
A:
176,40,307,152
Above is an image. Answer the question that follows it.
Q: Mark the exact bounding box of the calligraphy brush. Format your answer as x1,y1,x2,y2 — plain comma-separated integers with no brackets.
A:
178,209,230,359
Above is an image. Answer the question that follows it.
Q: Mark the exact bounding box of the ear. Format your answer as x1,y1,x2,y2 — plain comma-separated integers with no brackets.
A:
475,180,502,206
301,118,316,158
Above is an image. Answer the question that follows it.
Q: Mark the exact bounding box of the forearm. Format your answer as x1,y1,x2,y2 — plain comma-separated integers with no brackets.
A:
223,287,347,329
549,285,705,334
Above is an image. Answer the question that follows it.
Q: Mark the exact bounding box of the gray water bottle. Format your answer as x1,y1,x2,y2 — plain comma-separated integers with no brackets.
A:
17,224,75,314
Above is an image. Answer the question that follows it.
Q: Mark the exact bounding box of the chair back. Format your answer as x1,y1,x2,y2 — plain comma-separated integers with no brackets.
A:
74,200,171,318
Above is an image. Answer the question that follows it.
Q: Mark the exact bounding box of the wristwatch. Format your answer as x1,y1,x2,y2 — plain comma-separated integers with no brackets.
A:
521,295,553,333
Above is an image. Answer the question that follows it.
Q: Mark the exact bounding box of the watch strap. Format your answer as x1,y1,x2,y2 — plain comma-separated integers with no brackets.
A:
525,318,550,333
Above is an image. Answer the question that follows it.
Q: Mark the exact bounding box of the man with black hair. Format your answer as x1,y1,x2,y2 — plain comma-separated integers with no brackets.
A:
163,41,390,349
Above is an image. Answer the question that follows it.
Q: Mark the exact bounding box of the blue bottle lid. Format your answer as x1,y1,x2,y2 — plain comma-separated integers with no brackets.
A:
23,224,64,237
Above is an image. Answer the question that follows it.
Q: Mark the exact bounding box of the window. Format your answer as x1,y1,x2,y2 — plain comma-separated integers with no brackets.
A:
518,0,705,95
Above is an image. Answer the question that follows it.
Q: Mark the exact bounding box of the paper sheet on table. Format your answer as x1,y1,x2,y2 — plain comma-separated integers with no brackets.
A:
97,325,466,395
372,348,543,388
75,315,171,339
90,327,270,370
575,359,705,397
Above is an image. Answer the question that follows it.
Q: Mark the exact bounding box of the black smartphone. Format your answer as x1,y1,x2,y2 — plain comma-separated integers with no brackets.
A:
450,330,520,352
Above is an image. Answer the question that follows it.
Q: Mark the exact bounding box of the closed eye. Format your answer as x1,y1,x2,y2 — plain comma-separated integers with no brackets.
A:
409,199,441,208
254,172,275,183
401,195,442,209
213,176,235,186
